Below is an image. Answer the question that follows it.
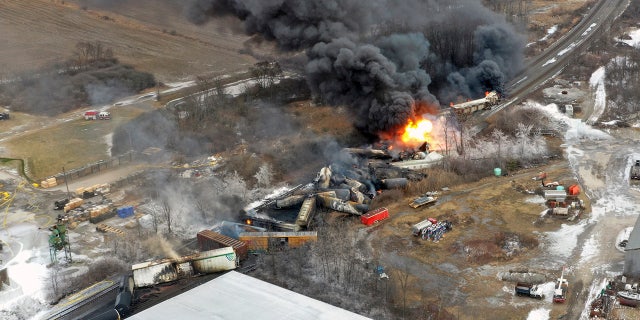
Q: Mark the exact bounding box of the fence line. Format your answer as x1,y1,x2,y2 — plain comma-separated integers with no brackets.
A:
42,151,138,186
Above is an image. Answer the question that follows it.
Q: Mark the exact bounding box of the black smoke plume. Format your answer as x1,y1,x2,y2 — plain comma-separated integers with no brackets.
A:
186,0,524,135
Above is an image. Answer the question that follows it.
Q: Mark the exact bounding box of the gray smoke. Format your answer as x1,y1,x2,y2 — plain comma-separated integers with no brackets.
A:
186,0,524,135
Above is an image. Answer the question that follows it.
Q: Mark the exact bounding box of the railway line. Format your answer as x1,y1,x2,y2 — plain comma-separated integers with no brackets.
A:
489,0,630,117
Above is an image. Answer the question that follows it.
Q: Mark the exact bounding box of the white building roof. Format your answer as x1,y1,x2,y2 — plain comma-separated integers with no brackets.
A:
127,271,371,320
626,215,640,251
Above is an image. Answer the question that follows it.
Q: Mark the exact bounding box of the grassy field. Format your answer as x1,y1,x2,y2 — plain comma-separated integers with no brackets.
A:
2,105,149,180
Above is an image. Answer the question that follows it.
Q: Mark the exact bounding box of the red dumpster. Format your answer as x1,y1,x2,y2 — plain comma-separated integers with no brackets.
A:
361,207,389,226
568,185,580,196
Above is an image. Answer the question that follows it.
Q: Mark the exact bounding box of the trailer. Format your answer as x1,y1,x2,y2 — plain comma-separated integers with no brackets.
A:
361,207,389,226
411,218,436,236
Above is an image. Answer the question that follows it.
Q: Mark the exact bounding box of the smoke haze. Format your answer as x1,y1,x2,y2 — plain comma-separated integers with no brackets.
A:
186,0,524,135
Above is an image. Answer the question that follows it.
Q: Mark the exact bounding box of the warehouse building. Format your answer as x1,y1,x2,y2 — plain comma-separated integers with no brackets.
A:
128,271,370,319
624,215,640,278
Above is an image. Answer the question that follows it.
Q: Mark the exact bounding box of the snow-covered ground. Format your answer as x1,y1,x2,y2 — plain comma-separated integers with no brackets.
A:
527,25,558,47
617,28,640,47
521,63,640,319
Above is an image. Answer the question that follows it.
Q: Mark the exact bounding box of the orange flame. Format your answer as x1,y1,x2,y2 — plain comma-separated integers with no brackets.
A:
401,118,433,144
485,91,490,97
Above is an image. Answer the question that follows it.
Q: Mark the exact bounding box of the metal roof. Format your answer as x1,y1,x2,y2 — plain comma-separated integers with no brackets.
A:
626,215,640,251
127,271,370,320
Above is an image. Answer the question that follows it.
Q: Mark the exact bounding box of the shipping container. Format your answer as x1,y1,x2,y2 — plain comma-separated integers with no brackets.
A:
190,247,237,274
197,230,248,261
117,206,135,218
131,259,178,288
239,231,318,252
361,207,389,226
295,196,316,227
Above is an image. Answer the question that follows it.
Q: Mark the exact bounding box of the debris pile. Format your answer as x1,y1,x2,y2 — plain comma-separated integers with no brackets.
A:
244,146,428,230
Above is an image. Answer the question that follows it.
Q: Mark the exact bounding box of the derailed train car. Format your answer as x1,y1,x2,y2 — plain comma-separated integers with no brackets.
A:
131,247,237,288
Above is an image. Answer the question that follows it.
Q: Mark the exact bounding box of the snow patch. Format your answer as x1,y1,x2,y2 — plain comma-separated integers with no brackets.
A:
541,25,558,41
525,195,546,204
527,307,550,320
544,221,587,260
579,232,599,265
616,28,640,47
587,67,606,125
581,23,597,37
557,42,576,57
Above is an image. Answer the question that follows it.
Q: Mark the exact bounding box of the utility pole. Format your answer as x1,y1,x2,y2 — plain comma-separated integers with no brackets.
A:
62,166,71,200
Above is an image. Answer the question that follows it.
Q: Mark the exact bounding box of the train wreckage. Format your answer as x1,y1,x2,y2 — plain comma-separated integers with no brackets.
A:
243,145,436,231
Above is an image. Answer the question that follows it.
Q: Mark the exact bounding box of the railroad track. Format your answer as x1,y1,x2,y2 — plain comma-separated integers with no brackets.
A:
44,280,119,320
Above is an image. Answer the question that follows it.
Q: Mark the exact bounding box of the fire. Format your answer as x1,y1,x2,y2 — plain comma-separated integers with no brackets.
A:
485,91,490,97
245,219,252,225
400,118,433,144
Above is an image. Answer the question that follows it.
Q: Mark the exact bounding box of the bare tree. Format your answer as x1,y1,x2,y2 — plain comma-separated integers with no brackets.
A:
515,123,532,159
394,265,411,320
161,199,173,235
492,129,507,167
254,163,273,188
251,61,283,89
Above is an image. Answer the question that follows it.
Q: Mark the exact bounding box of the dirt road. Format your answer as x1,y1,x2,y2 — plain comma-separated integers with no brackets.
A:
564,127,640,319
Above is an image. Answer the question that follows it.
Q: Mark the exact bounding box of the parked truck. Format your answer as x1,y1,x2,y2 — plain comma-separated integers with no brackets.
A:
515,282,544,299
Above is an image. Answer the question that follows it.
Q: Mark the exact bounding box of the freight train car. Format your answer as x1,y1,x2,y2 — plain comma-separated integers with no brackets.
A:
239,231,318,252
295,196,316,227
131,247,237,288
361,207,389,226
197,230,248,261
450,91,500,115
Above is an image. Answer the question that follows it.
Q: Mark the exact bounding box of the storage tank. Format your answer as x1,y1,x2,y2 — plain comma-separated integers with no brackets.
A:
191,247,237,274
295,196,316,227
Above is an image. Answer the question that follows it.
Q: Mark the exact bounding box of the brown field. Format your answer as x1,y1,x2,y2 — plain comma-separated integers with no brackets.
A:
0,0,261,82
369,160,587,319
